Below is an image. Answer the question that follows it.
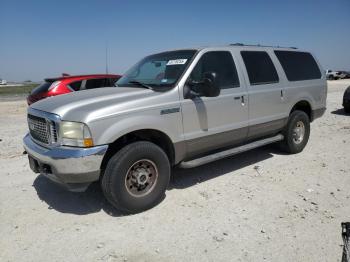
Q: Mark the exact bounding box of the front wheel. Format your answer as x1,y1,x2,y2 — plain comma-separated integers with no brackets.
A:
344,104,350,114
280,110,310,154
101,141,170,214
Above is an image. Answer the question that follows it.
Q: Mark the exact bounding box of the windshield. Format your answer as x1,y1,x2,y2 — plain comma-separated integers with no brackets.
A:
116,50,197,88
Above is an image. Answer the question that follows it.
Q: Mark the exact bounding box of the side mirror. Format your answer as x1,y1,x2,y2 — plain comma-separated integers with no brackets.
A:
185,71,220,99
201,72,220,97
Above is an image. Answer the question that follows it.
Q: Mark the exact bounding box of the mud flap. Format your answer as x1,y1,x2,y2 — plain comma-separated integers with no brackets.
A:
342,222,350,262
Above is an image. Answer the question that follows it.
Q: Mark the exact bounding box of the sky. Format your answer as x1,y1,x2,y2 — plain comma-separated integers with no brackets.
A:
1,0,350,82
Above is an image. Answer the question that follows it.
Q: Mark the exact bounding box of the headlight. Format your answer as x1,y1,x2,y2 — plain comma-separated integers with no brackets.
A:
60,121,94,147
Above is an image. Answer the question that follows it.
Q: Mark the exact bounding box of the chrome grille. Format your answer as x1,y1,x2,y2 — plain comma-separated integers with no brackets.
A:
50,122,58,143
28,114,57,144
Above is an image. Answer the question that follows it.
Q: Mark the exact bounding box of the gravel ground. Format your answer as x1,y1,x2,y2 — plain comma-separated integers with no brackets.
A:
0,80,349,262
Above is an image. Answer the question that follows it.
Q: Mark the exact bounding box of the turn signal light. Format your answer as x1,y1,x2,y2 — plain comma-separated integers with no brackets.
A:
83,138,94,147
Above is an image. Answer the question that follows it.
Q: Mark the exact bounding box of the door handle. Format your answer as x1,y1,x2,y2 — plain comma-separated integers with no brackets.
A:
234,96,246,105
280,90,284,99
241,95,245,106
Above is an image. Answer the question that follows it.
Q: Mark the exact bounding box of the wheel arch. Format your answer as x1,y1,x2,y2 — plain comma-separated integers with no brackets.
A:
100,129,176,172
290,100,313,121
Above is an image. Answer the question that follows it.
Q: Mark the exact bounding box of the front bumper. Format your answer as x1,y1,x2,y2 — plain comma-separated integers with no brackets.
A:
23,133,108,192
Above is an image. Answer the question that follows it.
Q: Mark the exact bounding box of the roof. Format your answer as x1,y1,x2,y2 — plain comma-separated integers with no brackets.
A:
229,43,298,49
203,43,299,51
159,43,304,53
44,74,121,82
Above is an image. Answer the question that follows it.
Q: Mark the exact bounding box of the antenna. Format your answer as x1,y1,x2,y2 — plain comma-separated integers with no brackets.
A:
105,41,109,74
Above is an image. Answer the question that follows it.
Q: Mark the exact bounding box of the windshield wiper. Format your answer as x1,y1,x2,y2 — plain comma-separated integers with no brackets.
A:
128,81,154,90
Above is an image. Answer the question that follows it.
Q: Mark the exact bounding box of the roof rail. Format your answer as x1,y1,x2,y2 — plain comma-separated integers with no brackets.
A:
230,43,298,49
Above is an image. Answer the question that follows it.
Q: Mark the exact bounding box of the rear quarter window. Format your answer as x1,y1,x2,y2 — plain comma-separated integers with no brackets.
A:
241,51,279,85
274,51,321,81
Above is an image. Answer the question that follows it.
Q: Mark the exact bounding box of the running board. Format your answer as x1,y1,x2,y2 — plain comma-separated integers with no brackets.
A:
179,134,284,169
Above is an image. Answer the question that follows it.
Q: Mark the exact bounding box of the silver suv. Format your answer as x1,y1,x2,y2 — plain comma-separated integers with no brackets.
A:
24,44,327,213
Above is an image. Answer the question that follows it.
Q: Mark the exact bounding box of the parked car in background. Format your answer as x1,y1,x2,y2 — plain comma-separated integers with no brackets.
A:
338,71,350,79
326,70,347,80
24,44,327,213
0,78,7,85
343,86,350,113
27,74,121,105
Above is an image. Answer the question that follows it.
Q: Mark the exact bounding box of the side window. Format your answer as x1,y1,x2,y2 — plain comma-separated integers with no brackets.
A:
189,51,240,89
274,51,321,81
85,78,106,89
68,81,82,91
107,78,119,86
241,51,279,85
102,78,112,87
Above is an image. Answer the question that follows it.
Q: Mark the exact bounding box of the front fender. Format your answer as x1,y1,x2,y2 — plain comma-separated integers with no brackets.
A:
90,111,183,146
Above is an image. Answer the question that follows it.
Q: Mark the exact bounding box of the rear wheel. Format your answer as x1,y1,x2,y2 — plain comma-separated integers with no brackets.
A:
280,110,310,154
101,141,170,214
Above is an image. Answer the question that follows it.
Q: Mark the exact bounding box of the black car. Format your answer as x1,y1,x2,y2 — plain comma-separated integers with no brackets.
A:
344,86,350,113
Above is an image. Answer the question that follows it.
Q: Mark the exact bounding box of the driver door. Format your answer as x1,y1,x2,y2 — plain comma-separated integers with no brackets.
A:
180,50,249,158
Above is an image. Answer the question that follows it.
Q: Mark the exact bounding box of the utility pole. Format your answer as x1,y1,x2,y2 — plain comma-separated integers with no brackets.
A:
105,41,109,74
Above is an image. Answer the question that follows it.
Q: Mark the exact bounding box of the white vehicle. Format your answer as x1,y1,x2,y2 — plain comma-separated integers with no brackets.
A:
326,70,346,80
0,79,7,85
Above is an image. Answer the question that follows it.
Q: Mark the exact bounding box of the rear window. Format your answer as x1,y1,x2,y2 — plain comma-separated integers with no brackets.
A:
241,51,279,85
31,82,53,95
274,51,321,81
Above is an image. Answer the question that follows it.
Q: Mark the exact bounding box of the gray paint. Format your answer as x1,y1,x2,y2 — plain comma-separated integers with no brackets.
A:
180,134,284,168
26,45,327,186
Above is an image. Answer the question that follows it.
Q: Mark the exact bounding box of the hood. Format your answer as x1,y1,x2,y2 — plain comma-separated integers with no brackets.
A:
30,87,159,123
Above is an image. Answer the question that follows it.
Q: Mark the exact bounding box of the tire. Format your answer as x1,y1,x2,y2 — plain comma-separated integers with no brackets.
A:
328,75,334,80
101,141,170,214
344,104,350,114
279,110,310,154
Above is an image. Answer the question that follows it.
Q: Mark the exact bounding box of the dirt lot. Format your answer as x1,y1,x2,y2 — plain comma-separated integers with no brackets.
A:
0,80,349,262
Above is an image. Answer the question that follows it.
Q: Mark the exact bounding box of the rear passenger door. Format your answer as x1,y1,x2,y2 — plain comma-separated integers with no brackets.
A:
239,50,286,140
181,50,249,157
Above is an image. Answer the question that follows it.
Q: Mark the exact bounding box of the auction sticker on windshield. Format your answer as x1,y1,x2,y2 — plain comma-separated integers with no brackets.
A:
166,59,187,65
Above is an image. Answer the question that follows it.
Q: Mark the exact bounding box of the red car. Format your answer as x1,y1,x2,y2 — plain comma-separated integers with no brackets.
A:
27,74,121,105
